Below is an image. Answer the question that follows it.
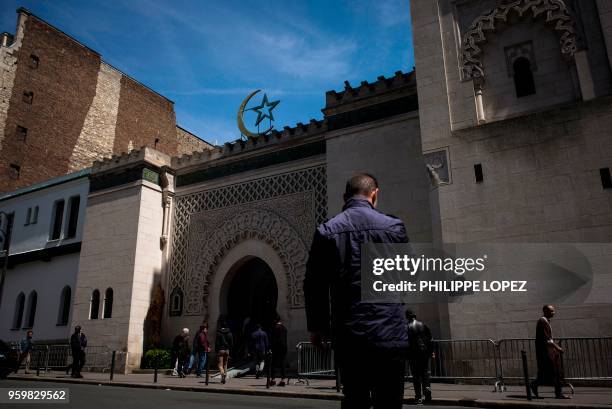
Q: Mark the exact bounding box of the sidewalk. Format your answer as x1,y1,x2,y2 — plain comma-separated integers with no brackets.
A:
8,371,612,409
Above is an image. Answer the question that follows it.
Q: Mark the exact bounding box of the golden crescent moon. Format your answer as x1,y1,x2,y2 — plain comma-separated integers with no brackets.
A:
237,89,273,138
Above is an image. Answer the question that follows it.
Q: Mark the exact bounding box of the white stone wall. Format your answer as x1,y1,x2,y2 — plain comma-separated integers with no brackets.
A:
480,20,577,121
72,179,164,372
0,253,78,342
126,182,164,369
68,63,121,171
72,183,142,369
0,175,89,255
411,0,612,339
326,113,433,242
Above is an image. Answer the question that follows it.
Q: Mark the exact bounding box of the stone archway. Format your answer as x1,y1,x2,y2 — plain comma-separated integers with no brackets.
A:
182,192,313,317
206,240,290,358
461,0,578,80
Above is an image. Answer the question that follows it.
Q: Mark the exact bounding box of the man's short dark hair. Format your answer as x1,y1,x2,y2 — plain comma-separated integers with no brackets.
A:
345,173,379,199
543,304,554,313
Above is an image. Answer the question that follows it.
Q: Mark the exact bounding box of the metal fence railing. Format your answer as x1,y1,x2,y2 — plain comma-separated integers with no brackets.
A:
295,337,612,391
296,341,335,378
428,339,503,391
497,337,612,387
10,343,127,374
558,338,612,381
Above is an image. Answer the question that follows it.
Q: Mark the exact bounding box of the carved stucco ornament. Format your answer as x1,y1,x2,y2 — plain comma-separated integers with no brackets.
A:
461,0,578,80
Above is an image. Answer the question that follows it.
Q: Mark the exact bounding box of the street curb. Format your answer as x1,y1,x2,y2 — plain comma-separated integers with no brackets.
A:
7,375,340,401
8,375,612,409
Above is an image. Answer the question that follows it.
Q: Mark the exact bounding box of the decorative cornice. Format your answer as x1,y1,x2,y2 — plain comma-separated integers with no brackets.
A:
175,140,325,188
92,146,172,175
461,0,578,80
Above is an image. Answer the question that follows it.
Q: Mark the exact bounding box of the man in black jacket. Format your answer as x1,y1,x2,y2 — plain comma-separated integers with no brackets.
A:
215,319,233,384
70,326,87,378
304,174,410,409
172,328,190,378
406,309,433,405
270,315,288,386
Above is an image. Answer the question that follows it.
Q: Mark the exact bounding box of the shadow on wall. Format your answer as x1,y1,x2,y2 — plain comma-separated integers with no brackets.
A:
143,271,164,351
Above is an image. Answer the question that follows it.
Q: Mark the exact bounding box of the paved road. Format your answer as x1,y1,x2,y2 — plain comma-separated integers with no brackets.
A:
0,380,471,409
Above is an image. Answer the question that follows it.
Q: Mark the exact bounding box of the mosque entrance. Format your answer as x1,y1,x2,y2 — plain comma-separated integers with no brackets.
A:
225,257,278,362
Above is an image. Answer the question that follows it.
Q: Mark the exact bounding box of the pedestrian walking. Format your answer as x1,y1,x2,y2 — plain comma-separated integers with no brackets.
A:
270,315,288,386
304,173,410,409
17,330,34,374
193,323,211,377
172,328,190,378
70,326,87,378
406,309,433,405
530,305,570,399
216,319,233,384
250,323,269,379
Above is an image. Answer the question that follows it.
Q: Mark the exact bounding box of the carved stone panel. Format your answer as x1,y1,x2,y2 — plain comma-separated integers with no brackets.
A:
168,165,326,316
424,148,451,186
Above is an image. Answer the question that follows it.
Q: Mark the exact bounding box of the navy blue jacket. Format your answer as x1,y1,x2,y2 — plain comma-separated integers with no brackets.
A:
304,197,409,350
250,328,269,353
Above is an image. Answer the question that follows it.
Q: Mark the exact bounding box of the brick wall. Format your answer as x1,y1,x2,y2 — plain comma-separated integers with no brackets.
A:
0,13,100,192
176,125,214,156
114,75,177,157
0,9,210,194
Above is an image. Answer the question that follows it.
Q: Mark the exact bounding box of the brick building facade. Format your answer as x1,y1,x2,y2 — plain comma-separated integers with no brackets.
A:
0,8,212,193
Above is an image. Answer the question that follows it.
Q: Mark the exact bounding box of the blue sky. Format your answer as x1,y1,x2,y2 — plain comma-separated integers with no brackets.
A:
1,1,413,144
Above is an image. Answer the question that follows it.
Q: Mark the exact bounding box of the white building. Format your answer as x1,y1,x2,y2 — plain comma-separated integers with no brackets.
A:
0,169,90,342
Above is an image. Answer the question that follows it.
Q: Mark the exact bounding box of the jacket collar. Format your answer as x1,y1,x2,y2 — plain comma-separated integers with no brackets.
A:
342,196,374,211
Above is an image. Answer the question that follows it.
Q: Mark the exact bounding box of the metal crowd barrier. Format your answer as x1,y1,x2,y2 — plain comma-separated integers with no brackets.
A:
497,337,612,388
10,343,126,374
296,337,611,389
295,341,339,390
558,337,612,381
428,339,503,391
497,338,537,384
296,341,335,378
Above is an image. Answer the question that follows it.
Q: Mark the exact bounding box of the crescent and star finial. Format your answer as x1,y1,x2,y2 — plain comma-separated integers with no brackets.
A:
237,90,280,139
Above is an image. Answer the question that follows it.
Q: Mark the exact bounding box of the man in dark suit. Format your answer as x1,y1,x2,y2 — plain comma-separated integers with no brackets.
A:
304,173,409,409
531,305,569,399
406,309,433,404
70,326,87,378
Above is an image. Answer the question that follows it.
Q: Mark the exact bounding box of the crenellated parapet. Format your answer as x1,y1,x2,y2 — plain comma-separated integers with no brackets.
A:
171,118,327,170
324,70,416,113
323,70,418,130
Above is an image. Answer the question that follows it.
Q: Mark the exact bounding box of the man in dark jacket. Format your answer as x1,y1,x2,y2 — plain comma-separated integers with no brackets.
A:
304,173,410,409
172,328,190,378
406,309,433,404
250,324,269,378
215,319,233,384
530,305,569,399
70,326,87,378
270,315,288,386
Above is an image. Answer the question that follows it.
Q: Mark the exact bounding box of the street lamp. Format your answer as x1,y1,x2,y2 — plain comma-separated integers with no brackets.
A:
0,210,11,307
